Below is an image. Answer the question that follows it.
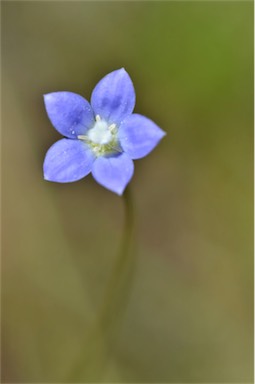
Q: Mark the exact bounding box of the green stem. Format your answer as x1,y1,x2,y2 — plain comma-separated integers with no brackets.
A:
99,185,135,327
68,186,135,382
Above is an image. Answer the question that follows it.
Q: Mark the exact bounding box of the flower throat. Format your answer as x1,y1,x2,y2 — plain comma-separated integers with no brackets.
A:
78,115,121,156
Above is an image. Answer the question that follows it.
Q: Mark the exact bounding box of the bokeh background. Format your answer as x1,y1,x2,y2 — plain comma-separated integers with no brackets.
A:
2,1,253,383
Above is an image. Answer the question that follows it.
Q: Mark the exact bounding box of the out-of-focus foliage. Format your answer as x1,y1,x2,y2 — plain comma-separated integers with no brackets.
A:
2,1,253,383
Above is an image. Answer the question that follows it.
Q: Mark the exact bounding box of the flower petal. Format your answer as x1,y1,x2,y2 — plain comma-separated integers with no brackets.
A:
91,68,136,125
118,114,166,159
92,153,134,195
44,92,94,138
43,139,95,183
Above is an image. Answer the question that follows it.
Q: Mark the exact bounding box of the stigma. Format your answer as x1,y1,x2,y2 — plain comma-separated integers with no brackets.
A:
87,115,116,145
78,115,120,156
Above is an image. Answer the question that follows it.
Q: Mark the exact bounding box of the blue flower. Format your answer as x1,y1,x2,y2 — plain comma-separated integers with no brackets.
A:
43,68,166,195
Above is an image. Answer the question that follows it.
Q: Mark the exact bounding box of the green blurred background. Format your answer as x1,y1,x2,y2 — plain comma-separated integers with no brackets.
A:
2,1,253,383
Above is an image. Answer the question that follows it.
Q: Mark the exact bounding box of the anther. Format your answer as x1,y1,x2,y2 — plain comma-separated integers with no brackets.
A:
77,135,89,141
109,124,117,133
95,115,101,122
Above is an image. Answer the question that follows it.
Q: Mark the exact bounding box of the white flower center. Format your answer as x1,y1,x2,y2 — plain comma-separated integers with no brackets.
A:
78,115,120,157
87,119,112,145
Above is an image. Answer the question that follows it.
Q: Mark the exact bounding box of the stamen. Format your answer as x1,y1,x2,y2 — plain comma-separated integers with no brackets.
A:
107,144,122,153
77,135,89,141
95,115,101,122
108,123,117,133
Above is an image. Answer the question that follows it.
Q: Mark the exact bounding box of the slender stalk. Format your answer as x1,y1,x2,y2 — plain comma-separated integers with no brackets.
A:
68,186,135,382
99,185,135,328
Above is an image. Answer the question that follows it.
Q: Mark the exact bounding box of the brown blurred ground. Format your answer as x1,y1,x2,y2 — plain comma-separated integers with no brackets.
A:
2,1,253,383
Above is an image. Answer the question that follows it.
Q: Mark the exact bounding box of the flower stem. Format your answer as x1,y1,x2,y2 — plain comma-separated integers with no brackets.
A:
68,186,135,382
99,185,135,327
